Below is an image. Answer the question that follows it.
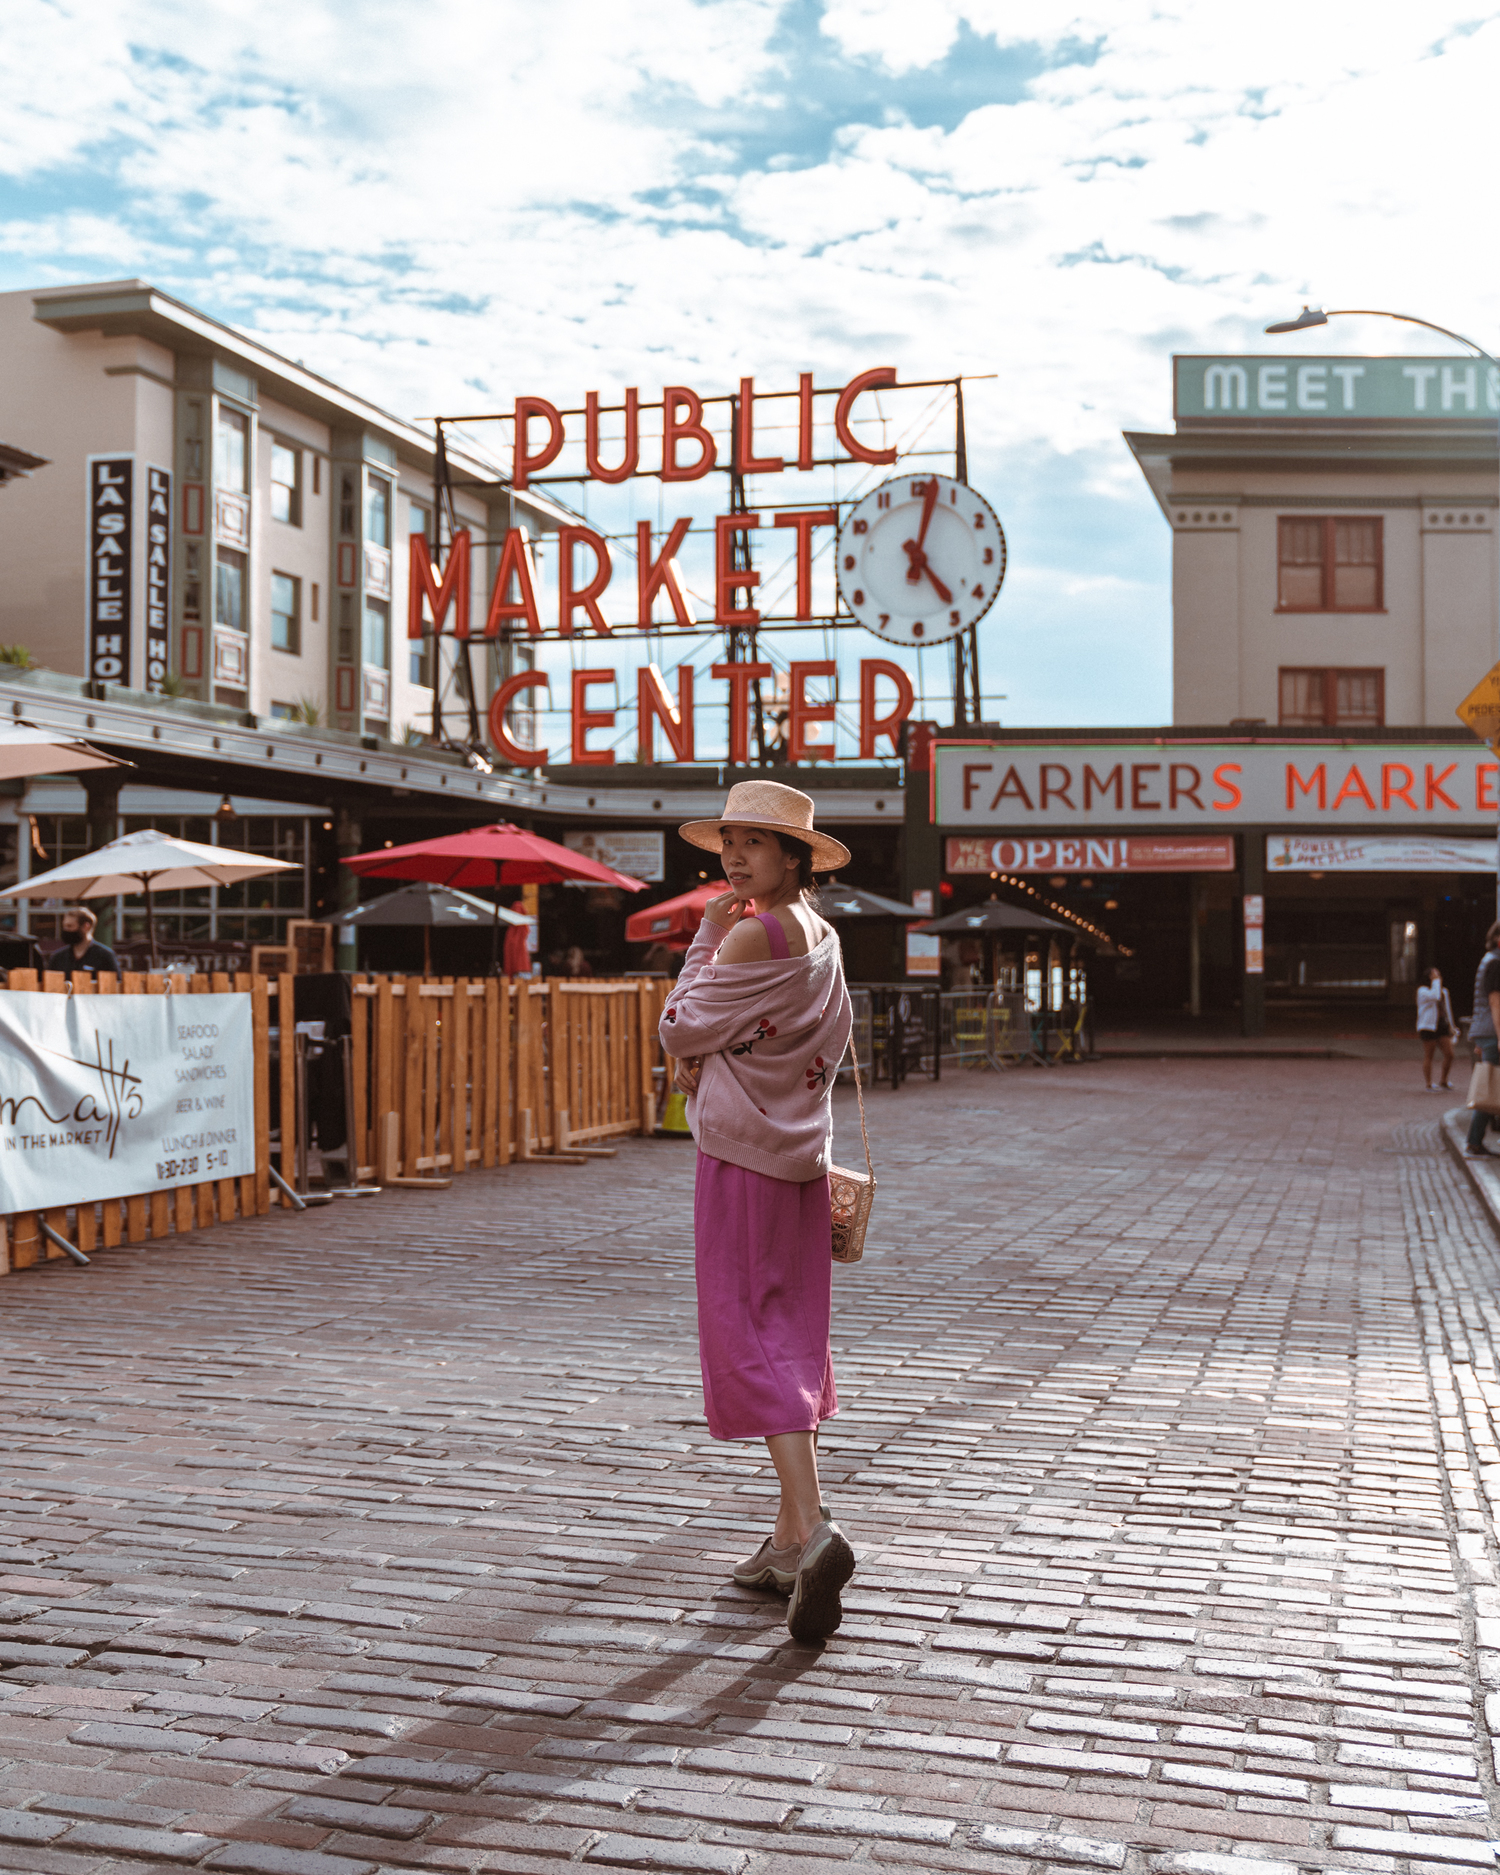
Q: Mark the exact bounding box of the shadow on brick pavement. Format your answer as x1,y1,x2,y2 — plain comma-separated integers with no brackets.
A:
1,1056,1499,1875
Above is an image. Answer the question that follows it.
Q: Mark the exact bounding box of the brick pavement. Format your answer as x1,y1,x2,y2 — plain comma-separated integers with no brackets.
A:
2,1059,1500,1874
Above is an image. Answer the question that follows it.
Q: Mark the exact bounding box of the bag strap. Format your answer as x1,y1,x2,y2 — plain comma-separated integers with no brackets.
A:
844,1026,874,1180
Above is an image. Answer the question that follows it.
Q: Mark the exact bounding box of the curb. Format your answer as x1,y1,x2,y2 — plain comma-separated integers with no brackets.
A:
1440,1105,1500,1237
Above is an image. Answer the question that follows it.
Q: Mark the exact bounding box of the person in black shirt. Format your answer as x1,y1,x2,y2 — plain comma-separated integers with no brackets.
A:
48,905,119,978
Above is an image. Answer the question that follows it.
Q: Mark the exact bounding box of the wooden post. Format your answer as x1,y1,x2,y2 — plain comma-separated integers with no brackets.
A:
251,974,271,1215
277,972,296,1206
351,972,370,1183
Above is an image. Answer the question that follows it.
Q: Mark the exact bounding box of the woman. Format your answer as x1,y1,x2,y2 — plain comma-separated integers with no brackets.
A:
1417,965,1455,1091
659,781,855,1644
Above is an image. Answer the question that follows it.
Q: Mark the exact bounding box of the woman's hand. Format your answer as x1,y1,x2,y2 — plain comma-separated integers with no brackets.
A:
702,889,747,931
675,1056,702,1095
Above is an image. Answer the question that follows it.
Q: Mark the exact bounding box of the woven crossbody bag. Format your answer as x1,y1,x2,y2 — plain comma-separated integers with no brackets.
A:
829,1033,875,1264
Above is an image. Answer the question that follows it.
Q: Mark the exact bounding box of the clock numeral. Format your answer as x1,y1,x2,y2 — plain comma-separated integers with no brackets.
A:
912,621,924,637
983,547,994,564
877,492,890,510
949,609,960,627
974,512,986,529
852,518,868,534
950,487,958,503
843,554,855,570
972,583,984,599
852,589,865,606
878,613,889,628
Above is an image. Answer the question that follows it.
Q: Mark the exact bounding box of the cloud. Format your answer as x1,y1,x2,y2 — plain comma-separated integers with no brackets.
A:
0,0,1497,730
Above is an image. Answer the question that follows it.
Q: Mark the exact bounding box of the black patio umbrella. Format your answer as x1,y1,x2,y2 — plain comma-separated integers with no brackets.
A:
821,885,931,921
328,882,526,974
919,898,1078,935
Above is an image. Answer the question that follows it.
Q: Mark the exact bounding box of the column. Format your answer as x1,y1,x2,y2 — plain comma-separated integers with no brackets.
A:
1242,830,1265,1039
334,802,361,972
82,771,123,944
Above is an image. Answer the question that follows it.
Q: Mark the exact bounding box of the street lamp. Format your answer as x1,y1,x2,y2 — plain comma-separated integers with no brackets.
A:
1267,304,1500,920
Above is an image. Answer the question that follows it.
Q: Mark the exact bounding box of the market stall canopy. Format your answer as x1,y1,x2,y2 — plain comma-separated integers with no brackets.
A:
919,898,1079,937
0,716,131,780
624,883,718,950
821,885,930,921
329,882,528,929
342,823,648,892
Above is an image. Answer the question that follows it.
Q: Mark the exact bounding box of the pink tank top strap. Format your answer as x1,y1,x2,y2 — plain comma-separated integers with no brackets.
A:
755,912,791,960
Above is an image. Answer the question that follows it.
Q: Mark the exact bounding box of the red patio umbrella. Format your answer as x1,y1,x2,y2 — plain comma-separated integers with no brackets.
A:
624,883,721,952
343,822,646,973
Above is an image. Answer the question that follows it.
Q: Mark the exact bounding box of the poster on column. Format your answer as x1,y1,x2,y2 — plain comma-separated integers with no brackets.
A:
0,992,255,1212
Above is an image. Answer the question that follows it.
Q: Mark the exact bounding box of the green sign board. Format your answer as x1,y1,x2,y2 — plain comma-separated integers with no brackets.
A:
1175,354,1500,421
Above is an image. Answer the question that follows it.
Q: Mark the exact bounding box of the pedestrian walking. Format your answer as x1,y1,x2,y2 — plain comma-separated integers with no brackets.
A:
1417,966,1455,1091
658,781,856,1643
1466,921,1500,1157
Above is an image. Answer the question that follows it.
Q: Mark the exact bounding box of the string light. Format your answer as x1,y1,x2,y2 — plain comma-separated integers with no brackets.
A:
988,873,1133,957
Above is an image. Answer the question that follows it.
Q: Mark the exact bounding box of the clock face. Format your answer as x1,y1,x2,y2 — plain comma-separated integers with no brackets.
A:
836,473,1006,646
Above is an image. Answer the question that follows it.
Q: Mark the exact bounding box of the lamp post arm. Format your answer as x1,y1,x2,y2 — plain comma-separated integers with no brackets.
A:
1324,309,1500,371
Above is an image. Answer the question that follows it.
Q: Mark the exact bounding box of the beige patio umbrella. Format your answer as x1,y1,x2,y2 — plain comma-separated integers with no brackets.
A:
0,827,298,967
0,716,130,780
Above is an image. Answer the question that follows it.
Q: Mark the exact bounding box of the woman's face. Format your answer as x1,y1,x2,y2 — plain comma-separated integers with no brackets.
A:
1430,969,1442,986
719,825,796,902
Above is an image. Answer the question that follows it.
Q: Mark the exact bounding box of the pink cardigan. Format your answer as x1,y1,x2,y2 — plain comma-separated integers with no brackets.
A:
660,918,853,1183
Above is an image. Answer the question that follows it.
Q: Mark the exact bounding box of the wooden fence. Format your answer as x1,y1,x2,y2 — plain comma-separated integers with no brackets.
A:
0,968,271,1276
0,971,676,1273
343,975,672,1183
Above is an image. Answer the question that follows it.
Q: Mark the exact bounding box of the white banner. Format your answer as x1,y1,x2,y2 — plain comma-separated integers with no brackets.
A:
1267,835,1498,873
0,992,254,1213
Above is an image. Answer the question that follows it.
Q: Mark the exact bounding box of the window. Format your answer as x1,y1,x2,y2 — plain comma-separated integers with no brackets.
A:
365,475,391,547
215,406,249,493
1277,516,1383,611
410,642,432,687
215,550,246,632
270,441,301,525
270,572,300,653
408,500,429,545
1279,667,1385,728
363,598,390,668
270,701,300,721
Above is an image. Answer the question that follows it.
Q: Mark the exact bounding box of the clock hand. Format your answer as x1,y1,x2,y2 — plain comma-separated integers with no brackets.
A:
921,559,953,605
902,538,954,605
915,476,939,550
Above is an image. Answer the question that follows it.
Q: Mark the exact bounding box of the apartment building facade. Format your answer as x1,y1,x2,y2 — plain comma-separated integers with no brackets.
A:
0,279,566,740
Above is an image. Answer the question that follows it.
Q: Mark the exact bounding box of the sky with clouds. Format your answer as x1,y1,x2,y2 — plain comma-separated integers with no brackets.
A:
2,1,1499,748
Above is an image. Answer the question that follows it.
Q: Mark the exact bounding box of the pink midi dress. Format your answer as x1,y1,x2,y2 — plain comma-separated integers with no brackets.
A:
694,914,839,1442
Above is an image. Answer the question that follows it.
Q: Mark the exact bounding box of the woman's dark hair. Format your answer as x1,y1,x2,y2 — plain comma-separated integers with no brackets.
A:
769,830,818,899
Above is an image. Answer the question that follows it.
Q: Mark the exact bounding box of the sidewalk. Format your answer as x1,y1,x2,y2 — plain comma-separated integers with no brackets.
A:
0,1057,1498,1873
1096,1010,1431,1061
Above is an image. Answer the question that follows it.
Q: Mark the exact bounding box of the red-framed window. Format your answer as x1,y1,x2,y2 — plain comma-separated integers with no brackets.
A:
1277,516,1383,611
1278,667,1384,728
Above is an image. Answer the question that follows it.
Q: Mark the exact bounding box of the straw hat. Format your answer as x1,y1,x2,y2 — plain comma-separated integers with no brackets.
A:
679,780,851,873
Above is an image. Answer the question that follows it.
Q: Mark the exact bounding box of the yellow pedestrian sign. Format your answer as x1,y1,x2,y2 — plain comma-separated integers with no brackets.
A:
1457,660,1500,752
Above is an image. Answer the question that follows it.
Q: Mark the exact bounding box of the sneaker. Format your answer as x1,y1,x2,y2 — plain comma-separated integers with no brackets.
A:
787,1519,856,1644
1467,1148,1493,1159
733,1533,800,1594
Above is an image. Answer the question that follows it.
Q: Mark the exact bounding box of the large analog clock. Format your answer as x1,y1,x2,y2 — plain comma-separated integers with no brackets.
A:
836,473,1006,646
